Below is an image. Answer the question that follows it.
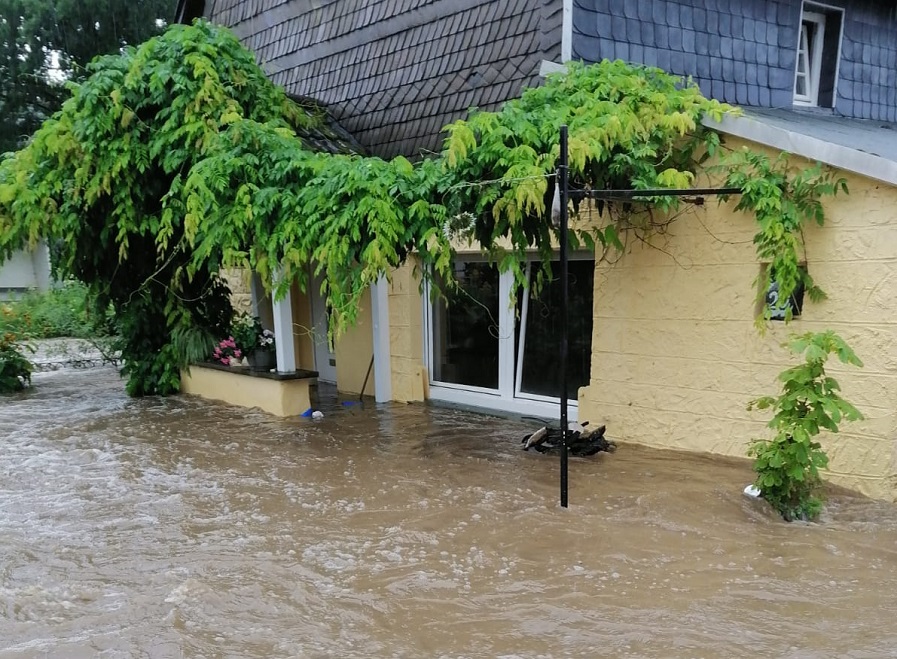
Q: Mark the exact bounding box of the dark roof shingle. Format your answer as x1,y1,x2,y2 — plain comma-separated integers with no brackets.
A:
200,0,562,158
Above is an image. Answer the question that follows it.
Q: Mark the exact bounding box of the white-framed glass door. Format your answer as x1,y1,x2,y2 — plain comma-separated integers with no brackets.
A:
424,255,594,419
514,259,595,403
430,260,502,393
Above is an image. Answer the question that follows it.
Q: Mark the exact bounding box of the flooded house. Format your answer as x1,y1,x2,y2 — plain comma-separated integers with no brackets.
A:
175,0,897,501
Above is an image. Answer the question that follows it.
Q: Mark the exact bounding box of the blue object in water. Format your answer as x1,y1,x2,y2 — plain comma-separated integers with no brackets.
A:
300,408,313,417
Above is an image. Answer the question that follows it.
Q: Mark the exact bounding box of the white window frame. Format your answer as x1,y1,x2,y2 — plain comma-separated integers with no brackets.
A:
794,9,826,106
422,254,594,421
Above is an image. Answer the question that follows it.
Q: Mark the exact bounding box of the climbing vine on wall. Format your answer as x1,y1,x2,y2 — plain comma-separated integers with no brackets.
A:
440,59,731,293
719,150,847,327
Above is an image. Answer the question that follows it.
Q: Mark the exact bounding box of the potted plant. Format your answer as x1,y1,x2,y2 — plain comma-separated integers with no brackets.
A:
232,314,276,372
211,336,242,366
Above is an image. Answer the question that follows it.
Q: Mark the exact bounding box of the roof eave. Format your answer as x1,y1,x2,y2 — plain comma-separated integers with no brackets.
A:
703,113,897,187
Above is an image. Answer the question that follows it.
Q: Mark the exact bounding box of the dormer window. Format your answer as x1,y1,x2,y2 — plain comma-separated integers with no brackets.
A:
794,11,824,104
793,3,844,108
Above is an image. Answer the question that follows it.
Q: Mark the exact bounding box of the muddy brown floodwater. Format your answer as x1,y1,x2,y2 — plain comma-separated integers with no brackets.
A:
2,367,897,658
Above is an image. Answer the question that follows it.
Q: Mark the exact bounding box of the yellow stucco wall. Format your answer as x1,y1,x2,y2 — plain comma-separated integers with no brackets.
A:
388,261,427,403
578,146,897,500
180,366,313,417
290,280,316,371
335,288,376,395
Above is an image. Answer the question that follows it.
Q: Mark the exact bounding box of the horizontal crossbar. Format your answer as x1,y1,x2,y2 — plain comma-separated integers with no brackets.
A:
570,187,742,200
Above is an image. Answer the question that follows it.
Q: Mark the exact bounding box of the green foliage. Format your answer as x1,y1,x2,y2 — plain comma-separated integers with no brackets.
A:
180,135,454,337
0,0,175,154
0,24,852,398
748,331,863,521
0,22,303,394
0,21,455,394
719,150,848,328
0,281,114,339
231,314,274,354
171,323,217,370
0,331,33,392
440,59,733,292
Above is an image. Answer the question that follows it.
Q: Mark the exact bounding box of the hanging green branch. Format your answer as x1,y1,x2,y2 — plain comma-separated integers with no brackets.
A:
718,150,848,327
439,59,733,292
0,21,345,395
0,21,453,394
175,122,453,337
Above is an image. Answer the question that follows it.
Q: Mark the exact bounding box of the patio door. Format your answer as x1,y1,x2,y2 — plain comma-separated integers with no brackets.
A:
425,256,594,419
310,273,337,383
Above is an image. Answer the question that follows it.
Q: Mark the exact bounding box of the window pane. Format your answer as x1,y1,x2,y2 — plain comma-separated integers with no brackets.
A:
519,260,594,400
432,262,500,389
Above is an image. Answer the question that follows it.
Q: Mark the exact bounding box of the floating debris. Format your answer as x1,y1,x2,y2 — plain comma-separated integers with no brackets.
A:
743,484,762,499
521,421,615,457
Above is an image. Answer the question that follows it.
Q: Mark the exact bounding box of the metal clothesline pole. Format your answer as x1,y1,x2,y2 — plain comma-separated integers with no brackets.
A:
559,125,570,509
573,187,743,202
554,125,741,509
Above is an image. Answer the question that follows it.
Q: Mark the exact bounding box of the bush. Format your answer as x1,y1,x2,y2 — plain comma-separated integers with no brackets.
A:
748,331,863,521
0,332,34,392
0,280,114,339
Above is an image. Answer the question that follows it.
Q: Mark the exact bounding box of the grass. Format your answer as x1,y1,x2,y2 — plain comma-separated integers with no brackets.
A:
0,281,115,340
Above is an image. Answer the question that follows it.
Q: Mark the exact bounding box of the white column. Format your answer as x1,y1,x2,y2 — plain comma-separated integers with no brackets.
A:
272,274,296,373
497,270,516,399
370,275,392,403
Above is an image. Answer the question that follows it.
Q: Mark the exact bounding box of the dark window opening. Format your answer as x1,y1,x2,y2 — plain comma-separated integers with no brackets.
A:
765,269,806,321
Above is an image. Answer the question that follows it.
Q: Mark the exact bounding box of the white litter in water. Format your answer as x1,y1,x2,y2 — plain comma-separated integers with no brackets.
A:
743,484,762,499
311,411,324,420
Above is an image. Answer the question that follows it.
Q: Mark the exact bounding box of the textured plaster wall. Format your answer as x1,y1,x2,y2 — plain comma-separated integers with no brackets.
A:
578,144,897,500
388,260,426,403
335,288,376,395
180,366,313,417
290,281,316,372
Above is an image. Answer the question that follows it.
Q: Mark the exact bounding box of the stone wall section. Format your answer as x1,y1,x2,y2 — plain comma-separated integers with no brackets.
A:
220,268,253,316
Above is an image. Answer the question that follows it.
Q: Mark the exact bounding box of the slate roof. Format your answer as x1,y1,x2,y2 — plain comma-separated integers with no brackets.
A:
572,0,897,123
196,0,563,158
287,95,365,155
